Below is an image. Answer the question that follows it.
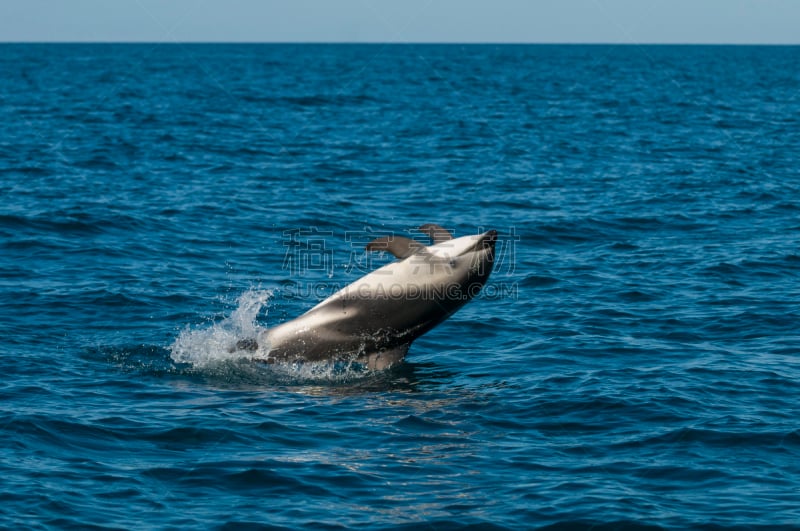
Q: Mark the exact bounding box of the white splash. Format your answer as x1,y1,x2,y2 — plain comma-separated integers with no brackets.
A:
169,288,272,369
168,288,382,383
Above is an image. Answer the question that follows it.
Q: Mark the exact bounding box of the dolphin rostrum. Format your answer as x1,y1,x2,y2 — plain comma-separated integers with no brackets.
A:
237,224,497,369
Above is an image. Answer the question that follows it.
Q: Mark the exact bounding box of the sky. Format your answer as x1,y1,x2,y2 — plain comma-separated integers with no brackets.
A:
0,0,798,44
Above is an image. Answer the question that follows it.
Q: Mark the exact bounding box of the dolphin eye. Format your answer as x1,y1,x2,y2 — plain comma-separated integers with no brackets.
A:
448,258,457,268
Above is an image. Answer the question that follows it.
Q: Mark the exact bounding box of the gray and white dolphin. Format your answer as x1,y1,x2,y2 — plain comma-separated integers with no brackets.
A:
238,224,497,369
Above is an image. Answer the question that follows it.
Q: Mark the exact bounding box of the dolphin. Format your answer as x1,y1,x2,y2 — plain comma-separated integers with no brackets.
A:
237,224,497,369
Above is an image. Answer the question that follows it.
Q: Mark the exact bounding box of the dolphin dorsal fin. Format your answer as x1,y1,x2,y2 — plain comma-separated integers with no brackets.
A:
365,236,425,259
419,223,453,244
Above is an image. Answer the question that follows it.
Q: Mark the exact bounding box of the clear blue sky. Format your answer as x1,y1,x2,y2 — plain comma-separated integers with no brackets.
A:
1,0,798,44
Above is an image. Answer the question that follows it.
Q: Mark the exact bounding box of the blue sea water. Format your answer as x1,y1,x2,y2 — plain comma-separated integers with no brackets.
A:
1,43,799,530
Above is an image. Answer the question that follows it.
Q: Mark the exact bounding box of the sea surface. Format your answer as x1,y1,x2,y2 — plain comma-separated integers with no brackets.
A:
1,43,799,530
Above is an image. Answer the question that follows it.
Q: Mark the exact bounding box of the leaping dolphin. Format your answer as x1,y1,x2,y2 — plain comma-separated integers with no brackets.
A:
237,224,497,369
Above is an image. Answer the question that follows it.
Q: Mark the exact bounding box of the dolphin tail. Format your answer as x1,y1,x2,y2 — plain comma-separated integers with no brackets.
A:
229,338,259,353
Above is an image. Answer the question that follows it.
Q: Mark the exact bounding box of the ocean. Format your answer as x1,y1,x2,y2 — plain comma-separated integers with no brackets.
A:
1,43,799,530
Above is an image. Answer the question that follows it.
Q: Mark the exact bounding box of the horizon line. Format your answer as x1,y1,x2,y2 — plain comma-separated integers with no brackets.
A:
1,41,799,46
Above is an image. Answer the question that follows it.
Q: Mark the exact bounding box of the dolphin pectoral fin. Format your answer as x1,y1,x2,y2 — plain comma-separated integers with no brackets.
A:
365,236,425,259
362,344,409,370
419,223,454,244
